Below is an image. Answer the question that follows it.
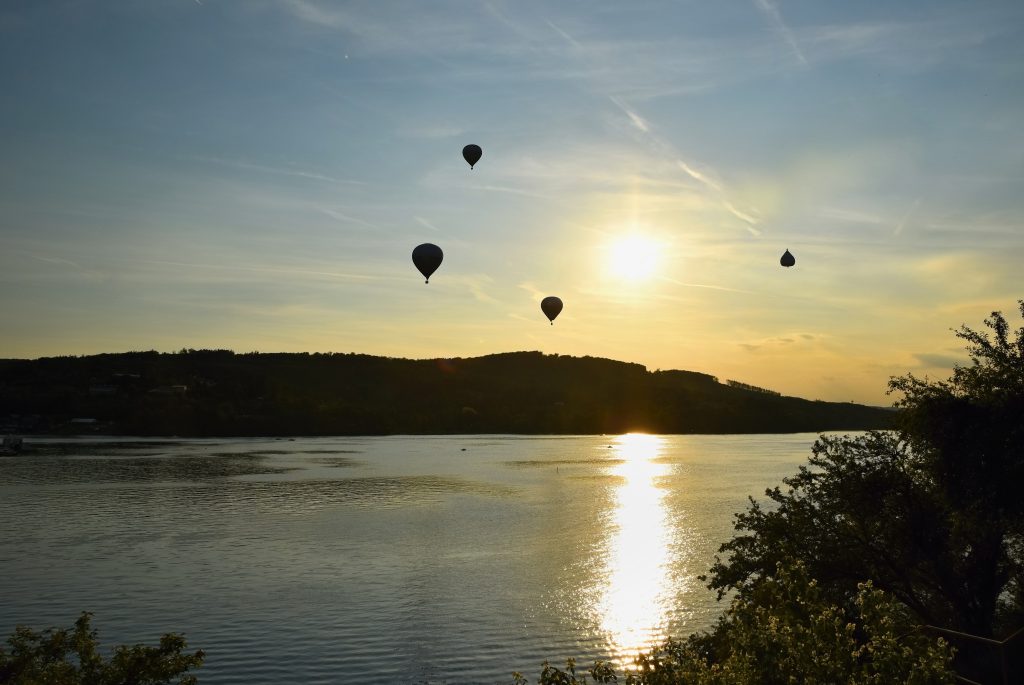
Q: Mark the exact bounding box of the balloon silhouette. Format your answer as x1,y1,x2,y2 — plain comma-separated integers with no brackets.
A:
541,296,563,325
462,144,482,169
780,249,795,268
412,243,443,283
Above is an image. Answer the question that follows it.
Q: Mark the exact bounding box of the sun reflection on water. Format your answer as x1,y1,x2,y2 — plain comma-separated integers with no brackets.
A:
599,433,673,663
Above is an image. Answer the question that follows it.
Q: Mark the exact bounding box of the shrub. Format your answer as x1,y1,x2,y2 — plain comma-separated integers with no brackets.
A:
0,612,204,685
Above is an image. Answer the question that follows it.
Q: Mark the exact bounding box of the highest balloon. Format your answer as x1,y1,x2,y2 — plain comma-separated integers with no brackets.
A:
462,144,482,169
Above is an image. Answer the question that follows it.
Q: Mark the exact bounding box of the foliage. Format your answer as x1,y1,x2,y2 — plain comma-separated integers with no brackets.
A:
706,301,1024,637
891,302,1024,517
704,432,962,625
0,350,892,436
724,380,780,397
513,302,1018,684
0,612,204,685
514,561,954,684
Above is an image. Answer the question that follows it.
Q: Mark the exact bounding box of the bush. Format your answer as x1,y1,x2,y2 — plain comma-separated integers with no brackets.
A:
708,301,1024,637
0,612,204,685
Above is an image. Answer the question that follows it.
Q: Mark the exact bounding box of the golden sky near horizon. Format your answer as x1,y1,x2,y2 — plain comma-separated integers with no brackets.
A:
1,1,1022,405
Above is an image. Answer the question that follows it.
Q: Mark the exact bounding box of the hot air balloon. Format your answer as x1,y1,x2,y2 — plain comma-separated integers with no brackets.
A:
412,243,443,283
780,249,795,268
541,296,563,325
462,144,482,169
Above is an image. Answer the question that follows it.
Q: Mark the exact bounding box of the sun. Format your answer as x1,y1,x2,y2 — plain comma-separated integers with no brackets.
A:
607,234,661,282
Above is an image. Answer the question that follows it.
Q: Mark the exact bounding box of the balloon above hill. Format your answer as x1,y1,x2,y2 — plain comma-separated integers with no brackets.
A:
412,243,443,283
462,144,482,169
780,249,796,268
541,296,563,325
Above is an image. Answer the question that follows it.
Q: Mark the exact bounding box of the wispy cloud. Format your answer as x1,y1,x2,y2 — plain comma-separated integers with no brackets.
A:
753,0,807,66
658,277,760,296
280,0,352,31
739,332,823,353
191,155,365,186
320,208,377,229
400,124,464,140
14,249,384,287
31,254,90,270
454,274,499,304
279,0,490,60
134,258,379,283
29,254,107,281
517,281,546,302
819,207,887,225
466,184,552,199
723,201,762,236
676,160,723,193
273,0,993,102
609,96,764,238
800,17,998,70
545,19,582,51
609,96,650,133
624,109,650,133
894,198,922,236
913,352,967,369
415,216,440,232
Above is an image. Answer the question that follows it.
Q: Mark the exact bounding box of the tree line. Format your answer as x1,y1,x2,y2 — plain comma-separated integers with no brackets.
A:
0,351,891,436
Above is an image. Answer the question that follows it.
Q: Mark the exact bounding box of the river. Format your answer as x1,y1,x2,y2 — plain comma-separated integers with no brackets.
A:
0,433,831,683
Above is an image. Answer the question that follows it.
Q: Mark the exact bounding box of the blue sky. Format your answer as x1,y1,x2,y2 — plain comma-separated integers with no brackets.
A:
2,0,1022,404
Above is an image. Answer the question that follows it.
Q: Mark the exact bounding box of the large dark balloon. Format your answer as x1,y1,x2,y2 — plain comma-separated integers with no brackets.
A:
412,243,443,283
541,296,563,325
780,249,795,268
462,144,482,169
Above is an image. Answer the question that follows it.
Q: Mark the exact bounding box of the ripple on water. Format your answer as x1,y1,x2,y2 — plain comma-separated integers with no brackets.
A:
0,434,821,684
503,458,625,468
0,454,292,485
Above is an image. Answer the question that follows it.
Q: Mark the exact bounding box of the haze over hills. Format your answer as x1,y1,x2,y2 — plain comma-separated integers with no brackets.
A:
0,350,893,436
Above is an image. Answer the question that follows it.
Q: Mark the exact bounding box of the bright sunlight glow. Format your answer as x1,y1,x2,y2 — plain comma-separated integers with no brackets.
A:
607,235,661,282
599,433,673,663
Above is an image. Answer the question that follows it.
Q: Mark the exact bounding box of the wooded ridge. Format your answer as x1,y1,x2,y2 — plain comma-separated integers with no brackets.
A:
0,350,893,436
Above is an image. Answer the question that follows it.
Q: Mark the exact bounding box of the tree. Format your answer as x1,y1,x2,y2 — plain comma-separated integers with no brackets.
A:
889,302,1024,634
515,561,954,684
0,613,204,685
706,301,1024,638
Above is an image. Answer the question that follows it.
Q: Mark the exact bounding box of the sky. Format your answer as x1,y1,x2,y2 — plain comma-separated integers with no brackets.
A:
1,0,1022,405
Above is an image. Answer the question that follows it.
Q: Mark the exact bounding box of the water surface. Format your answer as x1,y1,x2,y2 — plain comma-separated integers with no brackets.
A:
0,433,828,683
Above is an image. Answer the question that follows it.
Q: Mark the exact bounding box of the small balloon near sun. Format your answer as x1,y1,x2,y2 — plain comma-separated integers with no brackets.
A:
541,296,563,325
780,249,796,268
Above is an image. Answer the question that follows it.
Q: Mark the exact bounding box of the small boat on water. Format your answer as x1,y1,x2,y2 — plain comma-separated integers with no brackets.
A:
1,436,23,455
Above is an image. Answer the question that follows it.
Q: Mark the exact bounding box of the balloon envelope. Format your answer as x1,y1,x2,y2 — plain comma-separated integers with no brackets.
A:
541,296,563,324
462,144,482,169
780,249,795,268
412,243,443,283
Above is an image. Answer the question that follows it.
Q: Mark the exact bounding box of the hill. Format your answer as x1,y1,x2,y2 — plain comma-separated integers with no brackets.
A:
0,350,894,436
